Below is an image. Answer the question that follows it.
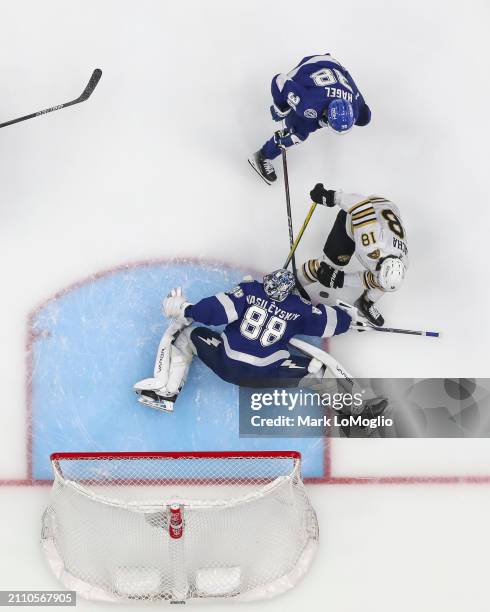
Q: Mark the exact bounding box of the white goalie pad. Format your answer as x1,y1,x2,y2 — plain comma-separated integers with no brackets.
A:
289,338,387,417
289,338,355,384
152,321,186,385
164,327,194,395
133,378,177,412
133,378,166,392
134,326,195,413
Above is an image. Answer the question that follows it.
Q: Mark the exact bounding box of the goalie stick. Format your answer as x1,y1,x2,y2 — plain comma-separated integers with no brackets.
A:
0,68,102,129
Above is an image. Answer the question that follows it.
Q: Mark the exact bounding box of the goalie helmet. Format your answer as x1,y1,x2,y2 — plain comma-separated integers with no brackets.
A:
377,256,406,292
263,269,295,302
326,99,354,133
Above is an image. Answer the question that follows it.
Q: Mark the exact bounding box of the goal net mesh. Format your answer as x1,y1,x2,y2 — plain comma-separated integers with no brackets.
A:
41,452,318,603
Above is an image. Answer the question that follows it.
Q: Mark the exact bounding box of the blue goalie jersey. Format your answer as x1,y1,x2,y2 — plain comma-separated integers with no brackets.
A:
184,279,351,370
271,53,371,126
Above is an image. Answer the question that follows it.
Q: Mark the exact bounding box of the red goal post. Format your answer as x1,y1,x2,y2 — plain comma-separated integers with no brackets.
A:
50,450,303,487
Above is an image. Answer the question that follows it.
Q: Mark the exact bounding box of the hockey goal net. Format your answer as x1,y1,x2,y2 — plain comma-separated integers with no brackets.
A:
42,451,318,603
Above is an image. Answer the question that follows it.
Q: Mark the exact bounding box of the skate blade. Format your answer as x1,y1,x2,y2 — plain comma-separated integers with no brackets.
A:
137,395,174,413
247,158,272,185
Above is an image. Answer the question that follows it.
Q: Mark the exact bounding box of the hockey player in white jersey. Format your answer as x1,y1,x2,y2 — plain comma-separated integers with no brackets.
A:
297,184,408,327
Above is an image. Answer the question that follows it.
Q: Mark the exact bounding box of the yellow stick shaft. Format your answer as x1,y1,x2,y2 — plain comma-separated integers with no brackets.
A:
283,203,317,269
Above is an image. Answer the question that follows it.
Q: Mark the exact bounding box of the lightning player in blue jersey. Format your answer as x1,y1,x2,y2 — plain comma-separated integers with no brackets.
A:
134,269,354,412
248,53,371,184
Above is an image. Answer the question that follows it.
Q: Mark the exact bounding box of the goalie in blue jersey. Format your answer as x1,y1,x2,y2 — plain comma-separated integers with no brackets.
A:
134,270,355,412
249,53,371,184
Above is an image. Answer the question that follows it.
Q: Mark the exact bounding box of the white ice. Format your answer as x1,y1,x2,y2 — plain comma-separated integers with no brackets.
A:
1,0,490,610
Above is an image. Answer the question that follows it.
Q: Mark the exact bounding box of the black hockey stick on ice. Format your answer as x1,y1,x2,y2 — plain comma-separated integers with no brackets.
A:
277,127,311,301
352,322,440,337
335,299,440,338
0,68,102,129
279,135,296,271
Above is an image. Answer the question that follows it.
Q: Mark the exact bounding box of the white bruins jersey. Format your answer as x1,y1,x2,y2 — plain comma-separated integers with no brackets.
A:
336,192,409,285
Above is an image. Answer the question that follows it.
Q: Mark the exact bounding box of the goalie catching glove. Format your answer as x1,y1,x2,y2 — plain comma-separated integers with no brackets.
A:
163,287,192,325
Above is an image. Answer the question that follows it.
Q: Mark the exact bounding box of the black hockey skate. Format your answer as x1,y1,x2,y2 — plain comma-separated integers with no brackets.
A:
338,395,389,438
248,150,277,185
361,396,388,418
137,389,176,413
355,292,385,327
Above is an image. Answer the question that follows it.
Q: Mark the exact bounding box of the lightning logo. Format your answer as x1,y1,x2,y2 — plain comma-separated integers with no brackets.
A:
198,336,221,347
282,360,304,369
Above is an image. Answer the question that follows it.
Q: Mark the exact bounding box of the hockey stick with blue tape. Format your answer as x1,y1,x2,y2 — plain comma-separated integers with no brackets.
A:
354,323,440,337
336,300,440,338
0,68,102,129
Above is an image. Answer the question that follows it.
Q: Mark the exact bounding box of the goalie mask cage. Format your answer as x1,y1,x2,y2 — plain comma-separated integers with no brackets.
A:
41,451,319,603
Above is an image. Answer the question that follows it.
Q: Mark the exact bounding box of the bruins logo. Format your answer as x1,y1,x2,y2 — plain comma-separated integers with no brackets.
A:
367,249,381,260
337,254,351,264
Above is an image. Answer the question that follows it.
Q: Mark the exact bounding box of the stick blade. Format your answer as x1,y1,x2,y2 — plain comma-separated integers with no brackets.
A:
79,68,102,101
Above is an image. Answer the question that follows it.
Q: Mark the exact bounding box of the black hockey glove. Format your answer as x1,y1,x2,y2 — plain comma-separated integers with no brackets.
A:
317,262,344,289
310,183,336,207
270,104,290,122
273,129,289,146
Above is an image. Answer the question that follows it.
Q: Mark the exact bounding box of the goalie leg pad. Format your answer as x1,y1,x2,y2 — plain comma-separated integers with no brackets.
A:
173,326,196,360
134,378,167,392
152,321,186,382
165,328,195,395
133,380,177,412
289,338,355,384
307,358,323,374
134,325,195,412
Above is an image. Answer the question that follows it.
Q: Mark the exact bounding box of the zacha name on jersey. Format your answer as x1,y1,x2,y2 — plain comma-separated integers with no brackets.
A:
245,293,301,321
392,237,408,256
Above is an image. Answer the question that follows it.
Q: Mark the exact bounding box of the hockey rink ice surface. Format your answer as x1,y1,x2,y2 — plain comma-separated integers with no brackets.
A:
1,0,490,610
